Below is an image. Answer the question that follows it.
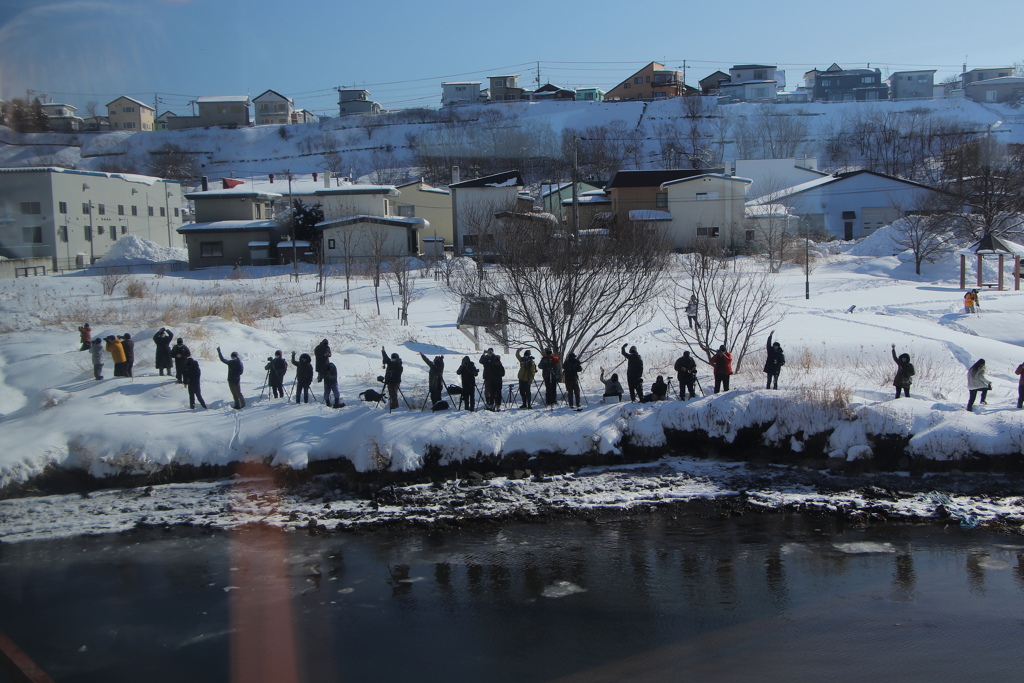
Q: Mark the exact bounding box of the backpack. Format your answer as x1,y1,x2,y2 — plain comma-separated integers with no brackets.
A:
906,362,915,377
776,351,786,367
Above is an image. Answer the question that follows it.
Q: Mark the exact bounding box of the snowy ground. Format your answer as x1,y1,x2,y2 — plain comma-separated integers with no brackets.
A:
3,233,1024,540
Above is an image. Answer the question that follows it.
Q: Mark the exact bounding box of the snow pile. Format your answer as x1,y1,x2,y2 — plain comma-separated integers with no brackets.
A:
845,221,911,257
90,235,187,267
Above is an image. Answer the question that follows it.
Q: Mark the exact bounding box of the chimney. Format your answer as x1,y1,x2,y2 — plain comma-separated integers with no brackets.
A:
201,176,208,192
452,166,460,184
312,172,318,183
269,173,275,184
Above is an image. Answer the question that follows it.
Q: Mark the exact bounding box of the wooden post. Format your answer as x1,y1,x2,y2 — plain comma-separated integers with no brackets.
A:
999,254,1005,290
960,254,966,290
1016,256,1021,291
977,254,983,287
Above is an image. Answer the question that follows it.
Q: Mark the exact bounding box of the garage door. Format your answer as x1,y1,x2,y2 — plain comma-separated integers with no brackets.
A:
860,207,901,237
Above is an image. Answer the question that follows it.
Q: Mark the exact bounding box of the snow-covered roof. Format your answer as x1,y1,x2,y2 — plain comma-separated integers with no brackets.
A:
196,95,250,104
629,210,672,221
746,203,793,217
561,194,611,205
660,173,752,190
177,220,279,234
185,187,283,200
956,235,1024,256
0,166,174,186
248,241,270,247
968,76,1024,86
277,240,311,248
317,215,427,230
105,95,154,110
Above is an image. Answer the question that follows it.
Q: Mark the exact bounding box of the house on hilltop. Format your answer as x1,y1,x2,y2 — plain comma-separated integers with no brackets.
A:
606,62,693,101
337,89,381,116
166,96,251,129
106,96,154,131
718,65,784,102
806,64,888,102
253,90,294,126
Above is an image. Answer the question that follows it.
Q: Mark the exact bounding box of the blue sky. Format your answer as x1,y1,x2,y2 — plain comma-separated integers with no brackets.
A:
1,0,1020,117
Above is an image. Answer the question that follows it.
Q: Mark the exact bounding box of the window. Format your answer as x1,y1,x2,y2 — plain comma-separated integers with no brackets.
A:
148,206,154,216
917,75,929,83
110,227,117,241
395,205,415,217
131,205,138,216
463,234,479,247
159,207,166,217
653,92,666,98
697,226,720,238
22,226,43,244
20,202,41,214
655,193,668,208
696,192,719,201
861,76,874,84
118,205,125,215
97,225,105,235
254,203,261,219
124,122,136,129
745,229,756,241
59,226,68,243
85,226,92,241
59,201,67,214
82,203,90,215
174,208,179,217
121,226,128,235
200,242,224,258
634,77,643,84
122,106,135,113
327,238,336,249
754,70,767,80
97,204,105,216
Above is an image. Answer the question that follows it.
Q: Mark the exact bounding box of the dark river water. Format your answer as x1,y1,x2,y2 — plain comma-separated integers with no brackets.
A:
1,510,1023,682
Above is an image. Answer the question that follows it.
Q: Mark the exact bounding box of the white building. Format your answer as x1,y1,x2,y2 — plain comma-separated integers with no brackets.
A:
441,82,483,106
0,167,184,269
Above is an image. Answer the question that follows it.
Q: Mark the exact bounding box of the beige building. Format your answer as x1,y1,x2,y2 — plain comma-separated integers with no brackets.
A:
253,90,294,126
394,180,453,252
450,171,528,254
107,96,155,132
319,216,425,262
167,96,251,130
177,180,284,268
659,173,751,249
0,167,184,269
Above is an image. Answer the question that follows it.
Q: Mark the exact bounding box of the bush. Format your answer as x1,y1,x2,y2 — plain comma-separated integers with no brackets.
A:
124,278,148,298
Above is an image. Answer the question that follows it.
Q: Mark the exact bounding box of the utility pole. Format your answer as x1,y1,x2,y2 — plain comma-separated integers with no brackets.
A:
288,171,298,281
164,187,172,247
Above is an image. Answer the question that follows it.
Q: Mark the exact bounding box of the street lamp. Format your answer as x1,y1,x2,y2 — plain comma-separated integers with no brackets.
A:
164,189,173,247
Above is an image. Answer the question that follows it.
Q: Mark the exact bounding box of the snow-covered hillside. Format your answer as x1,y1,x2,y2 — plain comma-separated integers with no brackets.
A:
1,98,1020,184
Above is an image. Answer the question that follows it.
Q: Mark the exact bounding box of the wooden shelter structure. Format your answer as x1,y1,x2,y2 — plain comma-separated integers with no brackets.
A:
457,296,509,352
957,234,1024,291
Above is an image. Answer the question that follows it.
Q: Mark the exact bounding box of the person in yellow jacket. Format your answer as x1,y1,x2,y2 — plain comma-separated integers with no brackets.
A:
105,335,128,377
515,349,537,408
964,289,979,314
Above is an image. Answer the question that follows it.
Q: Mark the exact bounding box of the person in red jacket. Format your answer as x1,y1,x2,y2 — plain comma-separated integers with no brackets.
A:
709,345,733,394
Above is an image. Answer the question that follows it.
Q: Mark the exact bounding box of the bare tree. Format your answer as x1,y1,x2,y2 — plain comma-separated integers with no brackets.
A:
100,269,129,296
669,247,785,370
748,176,800,273
360,223,391,315
446,214,671,362
368,146,408,185
679,95,717,169
888,196,954,275
942,137,1024,240
148,143,199,184
334,223,361,309
388,256,422,325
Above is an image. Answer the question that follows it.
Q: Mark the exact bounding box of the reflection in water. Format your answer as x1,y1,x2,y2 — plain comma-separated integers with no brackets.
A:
2,512,1024,682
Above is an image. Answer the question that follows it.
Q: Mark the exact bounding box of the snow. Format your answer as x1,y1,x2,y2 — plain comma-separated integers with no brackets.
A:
629,210,672,221
90,234,187,267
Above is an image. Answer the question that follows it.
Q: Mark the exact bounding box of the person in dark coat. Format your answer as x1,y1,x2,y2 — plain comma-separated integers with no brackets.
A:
170,338,191,384
686,296,699,329
322,352,344,408
89,338,104,380
674,351,697,400
456,356,478,411
313,339,331,383
538,348,561,406
291,352,314,404
121,333,135,377
891,344,914,399
153,328,174,376
78,323,92,351
381,346,404,409
709,345,733,394
650,376,668,401
763,332,785,390
562,352,583,408
217,347,245,409
479,348,504,411
420,352,445,406
265,350,288,399
621,344,644,402
184,358,207,409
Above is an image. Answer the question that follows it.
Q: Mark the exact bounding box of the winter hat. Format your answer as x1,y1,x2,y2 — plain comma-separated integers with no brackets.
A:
463,356,471,363
176,338,184,343
123,333,131,339
391,353,400,360
321,339,328,344
719,345,727,352
275,350,283,357
523,350,533,358
231,351,239,358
